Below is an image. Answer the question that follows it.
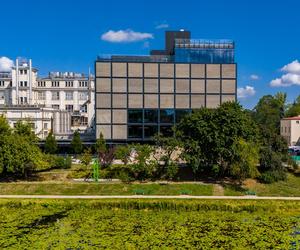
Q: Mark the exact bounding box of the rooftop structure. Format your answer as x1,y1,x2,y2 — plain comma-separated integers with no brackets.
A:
98,30,234,64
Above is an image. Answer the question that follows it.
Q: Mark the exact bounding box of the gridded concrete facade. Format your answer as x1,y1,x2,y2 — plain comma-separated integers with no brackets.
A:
95,61,236,141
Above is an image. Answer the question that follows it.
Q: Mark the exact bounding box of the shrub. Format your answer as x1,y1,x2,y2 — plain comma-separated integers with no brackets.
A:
258,147,287,183
259,170,287,184
115,145,131,165
106,164,133,182
46,155,72,169
166,162,179,180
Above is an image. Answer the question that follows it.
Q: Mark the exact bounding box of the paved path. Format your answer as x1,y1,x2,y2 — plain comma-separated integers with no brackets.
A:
213,184,225,196
1,195,300,200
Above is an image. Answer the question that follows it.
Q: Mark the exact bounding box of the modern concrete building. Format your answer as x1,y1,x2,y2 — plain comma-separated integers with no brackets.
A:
281,116,300,146
95,30,237,143
0,59,95,139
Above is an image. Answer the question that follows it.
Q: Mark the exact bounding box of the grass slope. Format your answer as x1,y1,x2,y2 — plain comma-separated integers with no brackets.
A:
0,182,212,196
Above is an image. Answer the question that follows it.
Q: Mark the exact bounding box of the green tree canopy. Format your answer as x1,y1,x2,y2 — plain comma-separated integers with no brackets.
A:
0,115,11,136
285,94,300,117
177,101,260,178
44,131,58,154
71,130,83,155
14,120,37,143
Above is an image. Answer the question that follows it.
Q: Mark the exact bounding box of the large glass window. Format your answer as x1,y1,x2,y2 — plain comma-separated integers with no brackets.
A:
144,125,158,139
175,109,190,123
160,125,173,137
128,125,143,138
160,109,174,123
144,109,158,123
128,109,143,123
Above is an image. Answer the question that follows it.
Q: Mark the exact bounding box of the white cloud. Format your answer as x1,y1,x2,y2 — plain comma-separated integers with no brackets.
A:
281,60,300,74
155,23,169,29
0,57,14,72
101,29,153,43
237,86,256,99
270,60,300,87
250,74,259,80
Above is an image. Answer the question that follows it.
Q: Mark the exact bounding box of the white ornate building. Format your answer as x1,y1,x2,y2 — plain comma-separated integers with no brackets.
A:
0,58,95,139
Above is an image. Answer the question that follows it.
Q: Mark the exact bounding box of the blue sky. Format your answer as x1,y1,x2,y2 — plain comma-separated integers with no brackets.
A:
1,0,300,108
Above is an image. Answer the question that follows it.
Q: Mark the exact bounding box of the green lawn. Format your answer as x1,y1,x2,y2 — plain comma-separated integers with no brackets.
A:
0,182,213,196
248,173,300,197
222,173,300,197
0,199,299,249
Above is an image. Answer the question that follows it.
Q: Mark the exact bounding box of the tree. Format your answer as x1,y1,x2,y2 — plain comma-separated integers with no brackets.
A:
230,139,260,182
153,133,181,180
130,144,154,180
71,130,83,155
44,131,57,154
0,134,47,178
252,93,290,181
0,116,49,179
115,145,132,165
253,94,285,139
95,132,114,168
14,120,37,143
0,115,11,136
81,148,92,168
258,147,286,183
285,94,300,117
177,102,260,178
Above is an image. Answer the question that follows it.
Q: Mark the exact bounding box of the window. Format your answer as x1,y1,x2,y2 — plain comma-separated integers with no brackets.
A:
0,81,4,87
297,121,299,124
144,125,158,138
24,70,27,75
65,91,73,100
24,81,27,87
19,81,23,87
51,81,60,87
52,105,59,109
20,69,23,74
79,81,88,87
128,109,143,123
160,109,174,123
79,92,88,100
65,105,73,112
160,125,173,137
52,91,60,100
71,116,88,126
65,81,74,87
20,97,28,104
44,123,48,129
38,91,46,100
38,81,46,87
80,105,87,113
144,110,158,123
128,125,143,138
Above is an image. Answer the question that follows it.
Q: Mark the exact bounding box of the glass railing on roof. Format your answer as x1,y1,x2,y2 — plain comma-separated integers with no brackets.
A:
175,39,234,49
97,54,173,62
